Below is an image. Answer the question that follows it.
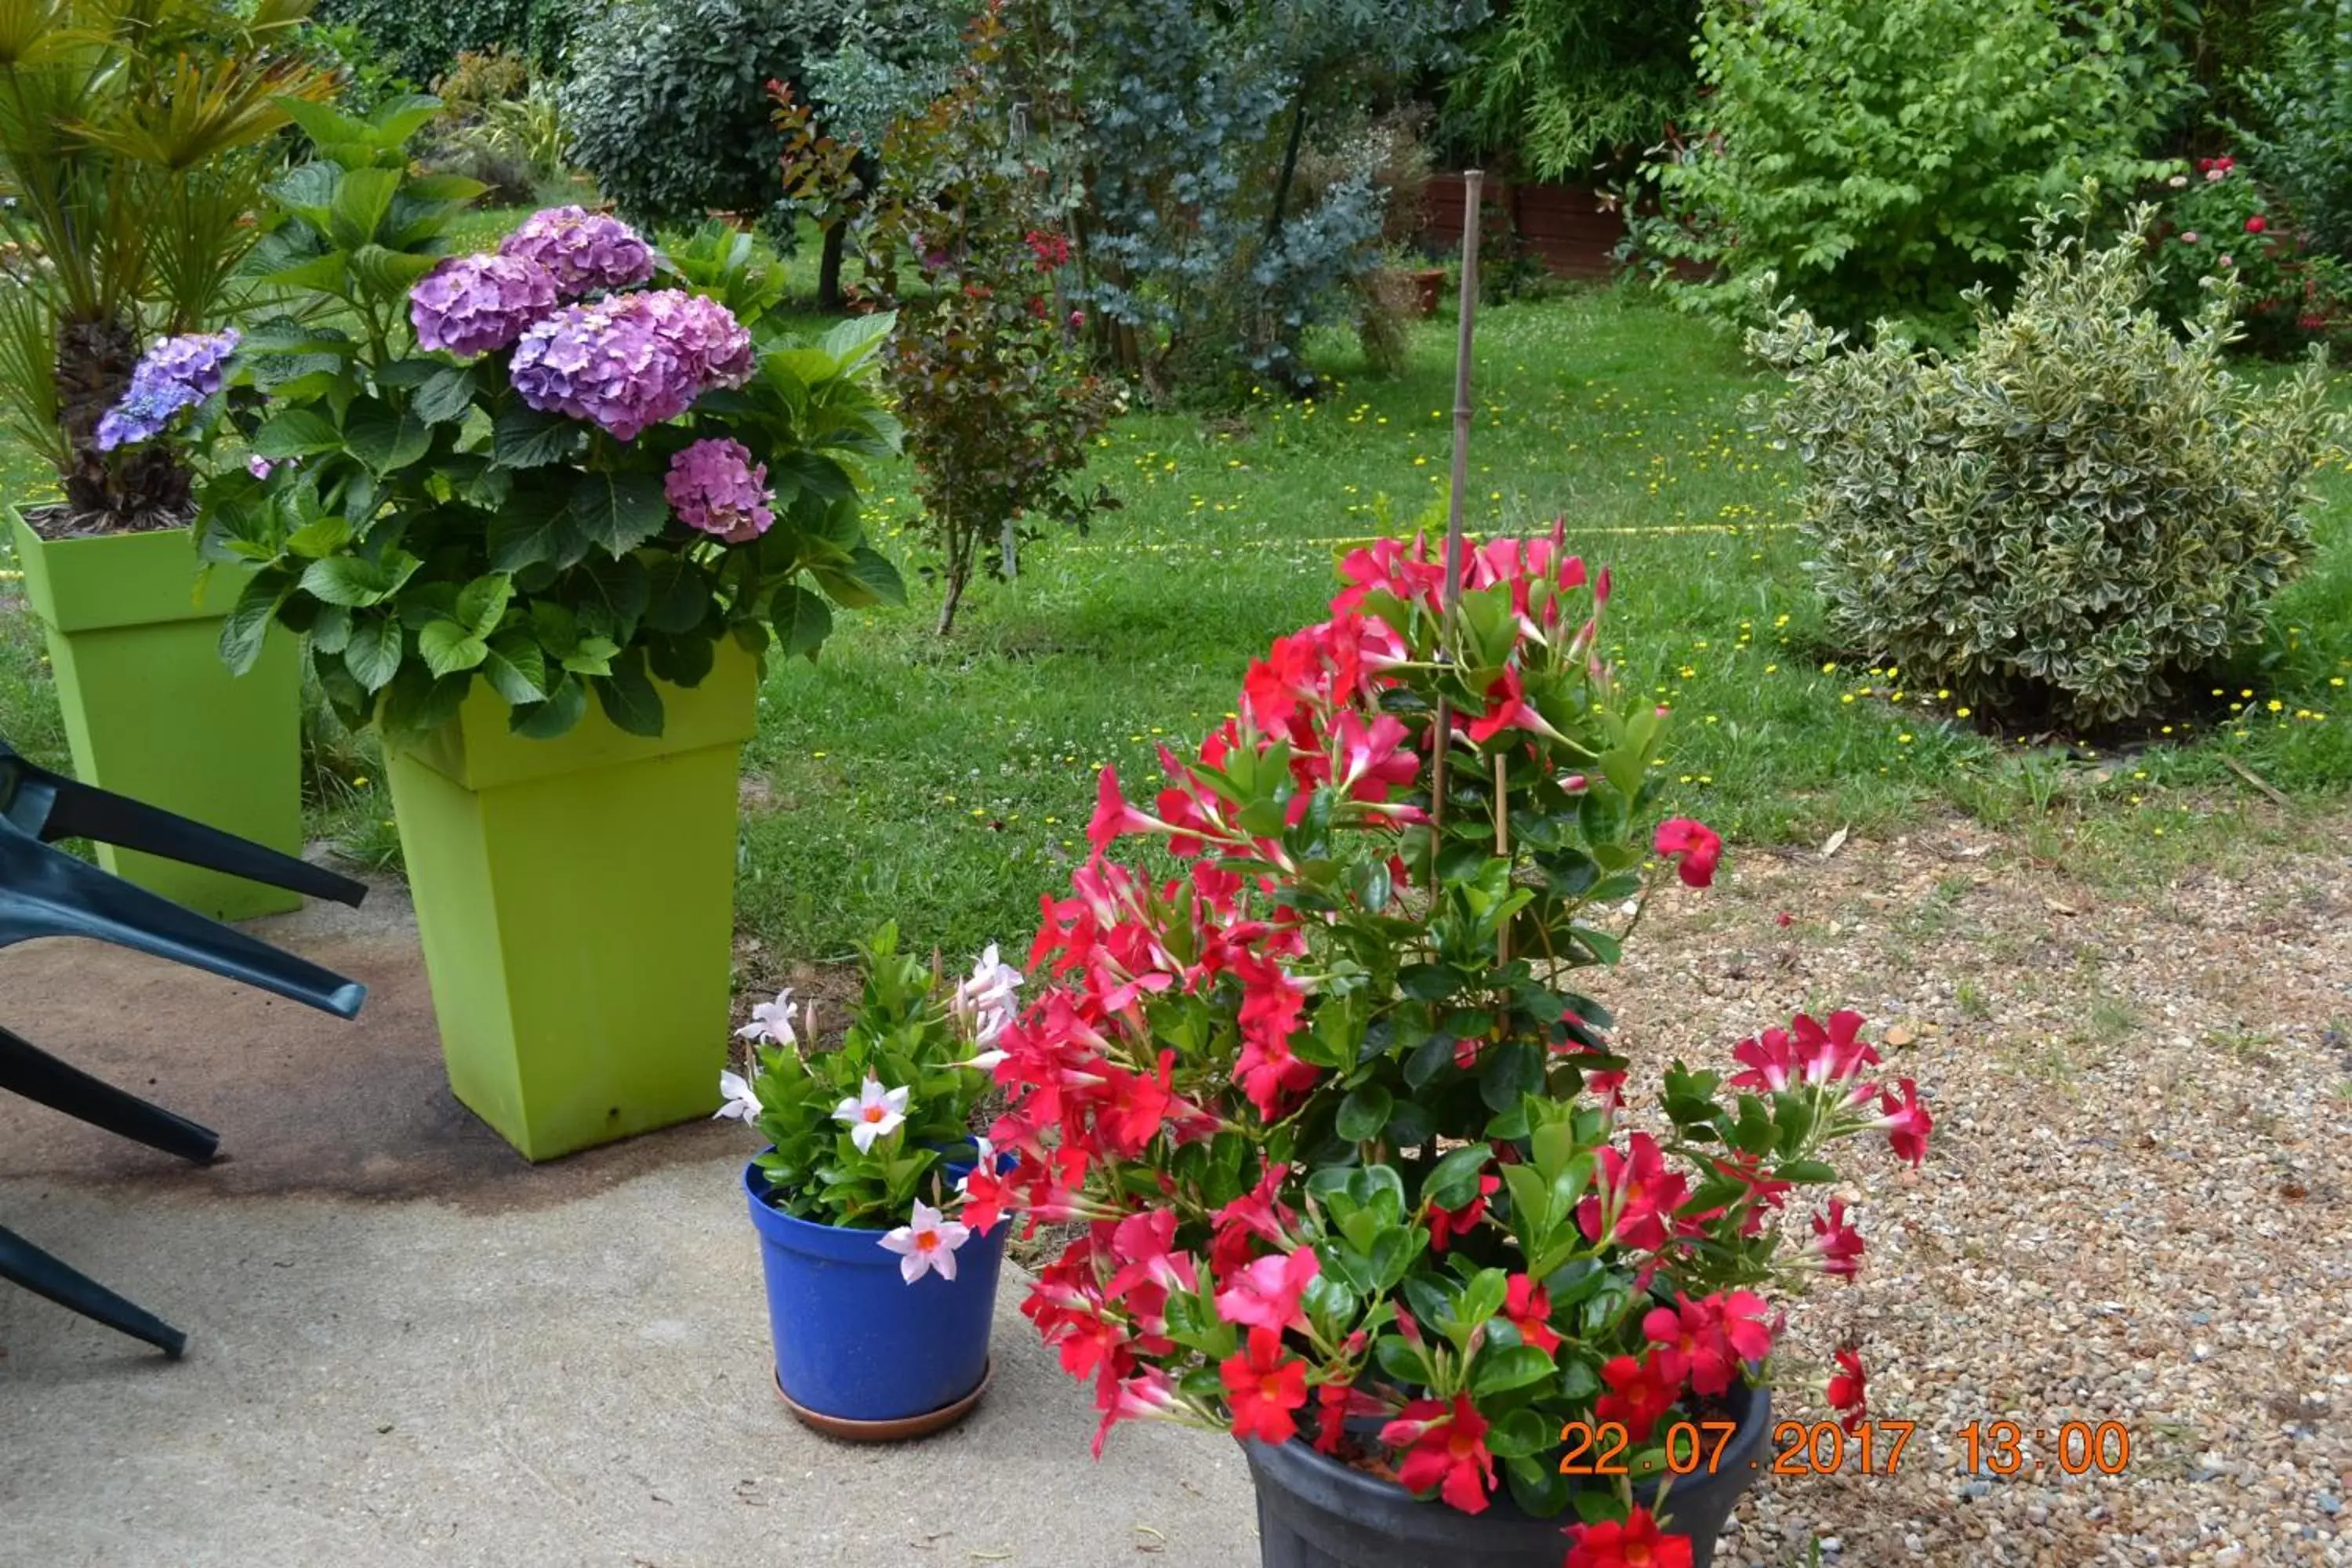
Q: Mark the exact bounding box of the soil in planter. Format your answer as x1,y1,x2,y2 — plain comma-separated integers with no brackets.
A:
18,494,195,543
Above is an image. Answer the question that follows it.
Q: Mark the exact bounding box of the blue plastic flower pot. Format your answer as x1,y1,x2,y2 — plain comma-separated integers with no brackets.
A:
742,1157,1008,1430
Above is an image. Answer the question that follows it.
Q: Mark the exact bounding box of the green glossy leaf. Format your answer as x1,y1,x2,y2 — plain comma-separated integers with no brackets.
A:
456,574,514,637
1471,1343,1555,1397
251,408,343,459
410,363,478,424
217,568,293,676
299,552,420,607
343,400,431,473
594,648,664,736
343,615,404,691
492,403,583,469
417,619,490,677
771,583,833,658
510,674,587,737
481,636,548,706
1335,1083,1394,1142
569,472,670,559
642,557,711,635
328,166,401,249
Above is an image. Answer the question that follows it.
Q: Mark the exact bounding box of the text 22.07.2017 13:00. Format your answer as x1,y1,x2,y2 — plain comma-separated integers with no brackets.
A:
1559,1420,2135,1477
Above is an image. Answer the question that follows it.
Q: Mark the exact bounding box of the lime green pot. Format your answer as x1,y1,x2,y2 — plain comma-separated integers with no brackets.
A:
6,506,303,920
384,644,757,1162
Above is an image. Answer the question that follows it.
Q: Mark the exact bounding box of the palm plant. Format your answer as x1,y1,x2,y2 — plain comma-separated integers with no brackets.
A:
0,0,334,533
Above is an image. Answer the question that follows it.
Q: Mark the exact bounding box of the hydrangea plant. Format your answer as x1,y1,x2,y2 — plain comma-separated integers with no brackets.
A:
968,533,1933,1557
720,925,1019,1279
151,96,905,742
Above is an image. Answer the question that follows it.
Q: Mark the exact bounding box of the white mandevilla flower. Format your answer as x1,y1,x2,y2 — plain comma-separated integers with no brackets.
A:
713,1067,762,1121
880,1199,971,1284
953,942,1024,1049
956,1134,995,1197
735,988,798,1047
833,1074,909,1153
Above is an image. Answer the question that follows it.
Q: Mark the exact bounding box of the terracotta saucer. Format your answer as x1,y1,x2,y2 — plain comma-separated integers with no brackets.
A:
773,1359,993,1443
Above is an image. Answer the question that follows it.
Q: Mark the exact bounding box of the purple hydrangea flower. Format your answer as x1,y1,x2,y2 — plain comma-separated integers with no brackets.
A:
94,328,241,450
498,206,656,297
506,290,753,441
409,252,561,358
659,290,756,389
665,437,775,544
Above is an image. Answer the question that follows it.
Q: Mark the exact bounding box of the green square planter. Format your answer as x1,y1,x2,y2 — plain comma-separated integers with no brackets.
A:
385,643,758,1162
6,507,304,920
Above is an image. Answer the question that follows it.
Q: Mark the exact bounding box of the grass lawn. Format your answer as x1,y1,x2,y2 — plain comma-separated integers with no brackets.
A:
4,278,2348,964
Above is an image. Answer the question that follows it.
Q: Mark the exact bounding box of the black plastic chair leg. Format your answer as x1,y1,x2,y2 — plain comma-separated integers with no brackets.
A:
0,1026,219,1163
0,1225,185,1357
2,746,367,908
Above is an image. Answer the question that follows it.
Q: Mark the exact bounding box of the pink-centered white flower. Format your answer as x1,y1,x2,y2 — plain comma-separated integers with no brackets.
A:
735,987,799,1047
713,1068,761,1121
880,1199,971,1283
834,1074,909,1152
953,943,1025,1050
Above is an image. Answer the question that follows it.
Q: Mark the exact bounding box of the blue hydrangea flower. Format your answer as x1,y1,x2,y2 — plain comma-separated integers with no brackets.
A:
93,328,241,450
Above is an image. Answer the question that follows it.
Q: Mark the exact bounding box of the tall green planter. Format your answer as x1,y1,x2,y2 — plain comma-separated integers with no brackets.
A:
385,643,757,1162
6,508,304,920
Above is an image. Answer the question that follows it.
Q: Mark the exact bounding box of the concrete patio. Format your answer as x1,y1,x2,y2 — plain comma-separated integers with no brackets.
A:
0,887,1257,1567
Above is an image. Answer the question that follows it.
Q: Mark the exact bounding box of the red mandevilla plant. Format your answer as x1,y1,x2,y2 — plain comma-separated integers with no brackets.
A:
967,532,1933,1557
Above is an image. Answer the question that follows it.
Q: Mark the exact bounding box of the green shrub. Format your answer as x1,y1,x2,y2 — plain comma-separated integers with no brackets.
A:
2236,0,2352,259
1647,0,2183,333
311,0,585,82
432,45,532,122
1750,201,2342,728
1444,0,1698,180
2144,154,2351,355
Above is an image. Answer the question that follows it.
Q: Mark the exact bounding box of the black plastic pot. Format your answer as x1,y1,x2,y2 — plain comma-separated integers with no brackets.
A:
1242,1383,1770,1568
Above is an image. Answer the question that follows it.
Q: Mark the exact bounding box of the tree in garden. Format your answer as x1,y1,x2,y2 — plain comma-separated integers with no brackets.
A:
309,0,579,83
1070,0,1481,395
833,3,1121,635
563,0,958,267
0,0,336,533
2235,0,2352,260
1445,0,1700,180
1642,0,2184,333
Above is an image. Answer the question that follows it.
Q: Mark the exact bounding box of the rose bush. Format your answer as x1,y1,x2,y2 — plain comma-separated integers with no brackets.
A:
2147,154,2350,355
970,531,1933,1555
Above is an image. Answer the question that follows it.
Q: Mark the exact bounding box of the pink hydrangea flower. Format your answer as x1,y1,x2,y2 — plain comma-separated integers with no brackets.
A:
498,205,655,296
409,252,560,358
665,437,775,543
507,291,752,441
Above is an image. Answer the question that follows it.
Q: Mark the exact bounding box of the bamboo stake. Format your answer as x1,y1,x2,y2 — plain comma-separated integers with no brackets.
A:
1426,170,1483,866
1494,753,1511,964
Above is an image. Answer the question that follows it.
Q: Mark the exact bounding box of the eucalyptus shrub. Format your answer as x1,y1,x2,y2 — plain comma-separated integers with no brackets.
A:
1073,0,1477,394
1751,203,2341,728
1648,0,2183,333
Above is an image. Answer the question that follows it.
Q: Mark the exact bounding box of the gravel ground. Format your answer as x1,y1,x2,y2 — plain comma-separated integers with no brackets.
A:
1592,809,2352,1567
